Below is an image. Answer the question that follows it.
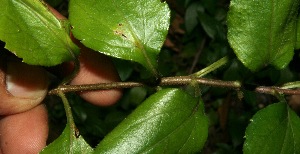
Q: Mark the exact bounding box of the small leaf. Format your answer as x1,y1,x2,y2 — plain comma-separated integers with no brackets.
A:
227,0,300,71
95,88,209,153
40,121,93,154
244,102,300,154
0,0,79,66
69,0,170,76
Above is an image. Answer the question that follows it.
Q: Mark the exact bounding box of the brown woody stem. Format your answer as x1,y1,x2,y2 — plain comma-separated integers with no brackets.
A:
49,75,300,96
48,76,241,95
255,86,300,95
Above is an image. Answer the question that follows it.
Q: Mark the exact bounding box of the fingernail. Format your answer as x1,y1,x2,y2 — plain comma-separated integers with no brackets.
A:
6,61,48,99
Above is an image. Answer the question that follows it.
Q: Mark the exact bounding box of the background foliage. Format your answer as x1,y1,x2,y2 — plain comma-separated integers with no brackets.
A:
1,0,300,153
43,0,300,153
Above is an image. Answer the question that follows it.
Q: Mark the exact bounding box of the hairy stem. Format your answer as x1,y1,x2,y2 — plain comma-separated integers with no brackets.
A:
192,56,229,78
61,57,80,85
49,75,300,97
281,81,300,89
255,86,300,95
48,75,241,95
57,90,79,137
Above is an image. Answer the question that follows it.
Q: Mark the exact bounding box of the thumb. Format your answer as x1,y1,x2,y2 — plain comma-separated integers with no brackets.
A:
0,57,49,115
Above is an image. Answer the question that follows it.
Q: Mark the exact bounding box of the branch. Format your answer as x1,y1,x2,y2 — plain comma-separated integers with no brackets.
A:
255,86,300,95
48,75,300,97
48,76,241,95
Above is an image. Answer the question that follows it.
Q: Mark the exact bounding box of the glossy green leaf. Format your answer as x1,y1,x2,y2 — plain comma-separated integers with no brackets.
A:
244,102,300,154
227,0,300,71
69,0,170,76
94,88,209,153
40,122,93,154
0,0,79,66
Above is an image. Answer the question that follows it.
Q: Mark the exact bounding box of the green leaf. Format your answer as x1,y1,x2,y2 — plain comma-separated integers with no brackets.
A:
0,0,79,66
227,0,300,71
69,0,170,76
244,102,300,154
40,123,93,154
94,88,209,153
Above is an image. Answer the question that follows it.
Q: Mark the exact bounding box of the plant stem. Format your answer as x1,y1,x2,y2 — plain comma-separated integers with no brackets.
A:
160,76,241,88
57,90,78,137
281,81,300,89
255,86,300,95
61,57,80,85
192,56,229,78
49,76,300,96
48,75,241,95
49,82,144,94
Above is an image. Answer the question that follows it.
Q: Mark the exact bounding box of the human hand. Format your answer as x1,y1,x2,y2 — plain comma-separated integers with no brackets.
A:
0,6,122,154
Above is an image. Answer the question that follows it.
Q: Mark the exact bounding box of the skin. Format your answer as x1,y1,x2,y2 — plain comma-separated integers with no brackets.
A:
0,6,122,154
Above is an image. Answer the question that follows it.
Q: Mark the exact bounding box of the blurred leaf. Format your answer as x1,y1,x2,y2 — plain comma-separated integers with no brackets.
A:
227,0,300,71
69,0,170,76
95,88,209,153
158,49,174,76
201,0,217,14
42,93,93,153
276,67,295,85
296,15,300,49
243,90,258,108
223,59,249,81
113,59,134,81
228,111,249,147
0,0,79,66
198,12,225,40
185,1,203,34
244,102,300,154
69,95,108,143
128,87,148,106
41,122,93,154
214,143,236,154
198,13,216,39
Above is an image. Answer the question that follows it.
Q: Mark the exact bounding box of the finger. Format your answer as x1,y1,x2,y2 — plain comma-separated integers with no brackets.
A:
48,4,65,20
0,56,49,115
0,104,48,154
49,5,122,106
70,42,123,106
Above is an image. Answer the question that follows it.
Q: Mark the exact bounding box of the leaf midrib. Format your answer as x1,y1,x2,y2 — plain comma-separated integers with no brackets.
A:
111,0,158,76
267,0,275,66
140,102,201,153
12,0,74,64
